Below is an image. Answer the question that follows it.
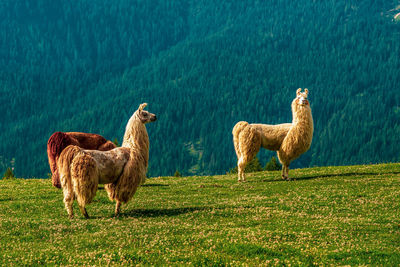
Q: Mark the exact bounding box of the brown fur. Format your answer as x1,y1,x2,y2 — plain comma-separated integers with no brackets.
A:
57,103,157,218
233,88,313,181
47,131,116,188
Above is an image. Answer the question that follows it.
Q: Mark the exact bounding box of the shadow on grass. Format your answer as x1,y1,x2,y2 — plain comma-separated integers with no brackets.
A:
295,171,400,181
141,183,169,187
259,171,400,183
79,206,224,220
120,206,212,218
91,184,169,191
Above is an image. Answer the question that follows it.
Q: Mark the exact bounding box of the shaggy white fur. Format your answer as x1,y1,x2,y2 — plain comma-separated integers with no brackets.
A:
233,89,313,181
57,103,157,218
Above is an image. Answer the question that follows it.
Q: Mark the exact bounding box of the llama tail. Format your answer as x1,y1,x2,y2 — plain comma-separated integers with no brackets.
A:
58,145,98,217
47,132,73,189
70,152,99,207
232,121,249,157
57,145,80,190
57,145,81,217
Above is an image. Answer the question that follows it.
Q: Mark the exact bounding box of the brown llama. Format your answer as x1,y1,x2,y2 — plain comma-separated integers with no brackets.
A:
233,88,313,181
47,132,116,188
57,103,157,218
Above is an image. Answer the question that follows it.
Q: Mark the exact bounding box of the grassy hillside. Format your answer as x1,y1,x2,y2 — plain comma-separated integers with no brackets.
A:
1,163,399,265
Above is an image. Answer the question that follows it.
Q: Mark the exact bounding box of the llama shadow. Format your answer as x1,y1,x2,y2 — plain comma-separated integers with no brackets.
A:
120,206,211,218
261,171,400,182
141,183,169,187
295,171,400,181
94,184,169,191
74,207,206,220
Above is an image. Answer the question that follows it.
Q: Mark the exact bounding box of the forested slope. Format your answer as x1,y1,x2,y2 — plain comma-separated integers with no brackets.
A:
1,0,399,177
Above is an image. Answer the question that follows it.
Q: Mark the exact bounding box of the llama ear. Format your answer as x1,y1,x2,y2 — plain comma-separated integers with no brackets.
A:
139,103,148,111
296,88,302,96
304,88,309,96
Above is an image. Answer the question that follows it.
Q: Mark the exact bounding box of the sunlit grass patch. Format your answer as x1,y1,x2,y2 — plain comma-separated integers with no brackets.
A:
0,163,400,265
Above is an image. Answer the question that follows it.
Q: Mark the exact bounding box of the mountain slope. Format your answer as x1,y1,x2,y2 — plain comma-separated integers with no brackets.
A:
1,0,399,177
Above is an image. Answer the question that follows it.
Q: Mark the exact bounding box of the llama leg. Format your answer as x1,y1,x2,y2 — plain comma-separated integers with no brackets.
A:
281,164,286,180
237,157,248,182
63,191,74,219
238,146,260,182
277,151,289,180
234,142,244,182
237,126,260,182
115,201,121,216
61,176,75,218
78,205,89,219
286,165,291,181
238,157,249,182
281,164,290,180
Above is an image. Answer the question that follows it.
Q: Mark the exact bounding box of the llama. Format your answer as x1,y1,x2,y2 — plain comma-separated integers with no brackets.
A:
57,103,157,218
233,88,313,181
47,132,116,188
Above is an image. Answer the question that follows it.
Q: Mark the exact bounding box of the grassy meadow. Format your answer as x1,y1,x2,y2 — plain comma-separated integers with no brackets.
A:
1,163,400,265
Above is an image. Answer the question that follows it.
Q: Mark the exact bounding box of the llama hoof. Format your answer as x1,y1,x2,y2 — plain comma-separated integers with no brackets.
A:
80,208,90,219
114,208,121,217
282,175,288,181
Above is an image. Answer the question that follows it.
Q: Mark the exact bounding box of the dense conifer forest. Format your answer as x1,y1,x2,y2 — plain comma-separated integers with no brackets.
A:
1,0,399,178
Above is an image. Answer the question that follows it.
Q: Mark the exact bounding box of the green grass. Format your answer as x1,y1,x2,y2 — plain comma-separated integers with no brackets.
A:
1,163,400,265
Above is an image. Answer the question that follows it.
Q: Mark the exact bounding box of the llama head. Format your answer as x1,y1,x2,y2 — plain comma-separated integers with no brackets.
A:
136,103,157,124
295,88,309,106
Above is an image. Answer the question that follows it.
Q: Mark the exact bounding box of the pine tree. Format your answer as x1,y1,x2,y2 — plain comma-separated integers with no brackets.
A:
174,170,182,177
265,156,281,171
246,157,263,173
3,167,15,179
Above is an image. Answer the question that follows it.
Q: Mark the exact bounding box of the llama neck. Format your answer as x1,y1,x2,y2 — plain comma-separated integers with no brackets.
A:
122,115,150,166
292,106,314,132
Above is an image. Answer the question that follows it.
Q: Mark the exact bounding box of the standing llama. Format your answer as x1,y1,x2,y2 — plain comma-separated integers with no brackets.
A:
57,103,157,218
47,132,116,189
233,88,313,181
